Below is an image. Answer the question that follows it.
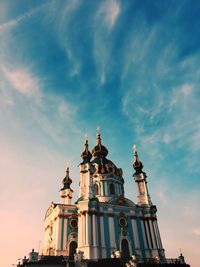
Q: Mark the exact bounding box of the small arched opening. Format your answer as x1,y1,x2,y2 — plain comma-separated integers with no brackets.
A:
69,241,77,259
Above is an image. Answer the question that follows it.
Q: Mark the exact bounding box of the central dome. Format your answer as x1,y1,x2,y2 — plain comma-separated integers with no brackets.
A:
92,143,108,158
92,129,108,158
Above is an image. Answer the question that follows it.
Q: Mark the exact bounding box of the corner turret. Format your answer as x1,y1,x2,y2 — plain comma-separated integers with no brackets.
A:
60,164,73,205
81,134,92,164
133,145,152,206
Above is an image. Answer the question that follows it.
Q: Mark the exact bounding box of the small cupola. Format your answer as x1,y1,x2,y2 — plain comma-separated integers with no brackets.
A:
133,144,144,174
61,165,72,190
60,164,73,205
81,135,92,163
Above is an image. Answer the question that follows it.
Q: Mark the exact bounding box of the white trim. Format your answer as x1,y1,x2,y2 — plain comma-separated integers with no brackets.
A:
108,216,116,249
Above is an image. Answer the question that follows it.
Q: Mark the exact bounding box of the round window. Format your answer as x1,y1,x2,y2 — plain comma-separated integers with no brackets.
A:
70,218,78,228
119,217,127,227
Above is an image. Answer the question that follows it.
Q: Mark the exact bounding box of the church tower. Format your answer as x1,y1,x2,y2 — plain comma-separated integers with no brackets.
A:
60,165,73,205
133,145,165,261
76,134,102,259
43,166,78,257
133,144,152,206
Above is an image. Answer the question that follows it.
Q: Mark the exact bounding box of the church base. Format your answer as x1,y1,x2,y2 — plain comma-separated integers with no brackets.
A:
18,255,190,267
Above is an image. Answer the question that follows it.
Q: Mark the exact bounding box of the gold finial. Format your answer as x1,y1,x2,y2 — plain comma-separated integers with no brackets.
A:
133,144,137,155
96,126,101,145
97,126,100,135
133,144,139,163
84,133,88,144
66,162,69,174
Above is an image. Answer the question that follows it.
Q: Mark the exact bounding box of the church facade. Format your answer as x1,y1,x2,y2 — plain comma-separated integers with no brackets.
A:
42,130,165,262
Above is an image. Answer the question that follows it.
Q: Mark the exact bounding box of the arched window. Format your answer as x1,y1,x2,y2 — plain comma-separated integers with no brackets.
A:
69,241,77,258
94,183,100,195
109,183,115,195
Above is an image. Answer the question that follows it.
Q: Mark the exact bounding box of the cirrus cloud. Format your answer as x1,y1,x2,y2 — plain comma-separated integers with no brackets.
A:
1,65,41,99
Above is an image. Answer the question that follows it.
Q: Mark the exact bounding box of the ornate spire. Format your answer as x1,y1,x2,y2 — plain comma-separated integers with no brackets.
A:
133,144,144,174
61,163,72,190
81,134,92,163
92,127,108,158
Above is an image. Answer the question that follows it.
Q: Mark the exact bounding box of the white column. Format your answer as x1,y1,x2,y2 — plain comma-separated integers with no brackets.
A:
144,220,151,248
131,219,140,249
88,214,91,246
141,220,148,249
100,216,105,248
78,215,82,247
83,214,85,246
149,220,156,249
85,213,88,246
101,181,104,195
105,182,108,195
153,221,159,248
93,215,97,246
108,216,116,249
154,221,163,249
63,218,67,251
56,217,62,251
85,213,91,246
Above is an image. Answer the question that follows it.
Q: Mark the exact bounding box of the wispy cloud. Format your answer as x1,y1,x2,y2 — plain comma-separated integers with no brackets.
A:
45,1,82,78
98,0,121,29
193,228,200,236
1,65,41,99
0,4,47,32
92,0,121,84
121,32,200,154
0,1,200,267
0,60,79,145
181,84,193,96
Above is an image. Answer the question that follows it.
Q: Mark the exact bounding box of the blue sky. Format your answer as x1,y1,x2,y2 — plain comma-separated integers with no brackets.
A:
0,1,200,267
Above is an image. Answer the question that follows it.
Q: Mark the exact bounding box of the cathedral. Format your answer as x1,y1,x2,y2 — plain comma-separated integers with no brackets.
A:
42,129,166,263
